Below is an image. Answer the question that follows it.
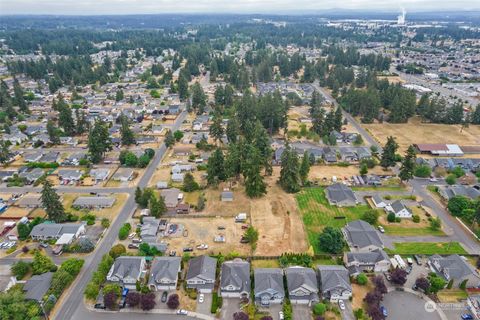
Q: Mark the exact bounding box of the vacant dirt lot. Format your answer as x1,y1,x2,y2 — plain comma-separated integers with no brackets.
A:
363,117,480,153
250,167,309,256
203,183,251,216
165,217,251,256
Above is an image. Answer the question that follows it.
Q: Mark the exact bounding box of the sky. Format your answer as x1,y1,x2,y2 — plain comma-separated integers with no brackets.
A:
1,0,480,15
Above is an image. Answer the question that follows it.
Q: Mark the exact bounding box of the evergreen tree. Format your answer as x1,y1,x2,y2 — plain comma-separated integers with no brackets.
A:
252,121,273,175
13,78,28,113
225,142,242,179
57,98,75,136
149,194,166,218
224,84,234,107
47,120,60,145
41,180,67,223
311,106,325,136
115,89,124,102
334,107,343,131
209,112,224,143
279,143,301,193
299,151,311,185
226,117,240,144
75,108,88,135
0,141,11,164
165,130,175,148
399,145,417,182
380,136,399,169
207,148,226,185
178,72,189,101
88,119,112,164
214,85,224,106
119,114,136,145
471,104,480,125
243,146,266,198
191,82,206,114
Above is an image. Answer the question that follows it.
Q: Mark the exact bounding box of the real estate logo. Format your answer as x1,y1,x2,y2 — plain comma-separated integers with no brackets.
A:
424,301,437,313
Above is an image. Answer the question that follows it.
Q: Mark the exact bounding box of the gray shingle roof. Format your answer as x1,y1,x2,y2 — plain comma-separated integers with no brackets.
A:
254,268,284,297
23,272,53,301
30,222,85,238
390,200,411,214
326,183,357,204
110,256,145,280
73,196,115,207
429,254,480,281
345,249,389,265
344,220,383,250
186,255,217,282
220,259,250,292
317,265,351,294
285,266,318,294
148,257,181,285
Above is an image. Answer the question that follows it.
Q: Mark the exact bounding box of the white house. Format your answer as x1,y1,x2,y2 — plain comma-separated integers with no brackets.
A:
386,200,413,219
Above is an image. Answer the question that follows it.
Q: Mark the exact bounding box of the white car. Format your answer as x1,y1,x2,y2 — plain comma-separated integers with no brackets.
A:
196,244,209,250
429,177,438,182
176,309,188,315
279,311,284,320
378,226,385,233
128,233,136,239
198,293,204,303
338,300,346,310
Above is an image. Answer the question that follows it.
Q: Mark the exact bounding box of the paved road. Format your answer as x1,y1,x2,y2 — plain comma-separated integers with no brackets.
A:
313,81,382,151
411,179,480,254
52,111,187,320
383,291,443,320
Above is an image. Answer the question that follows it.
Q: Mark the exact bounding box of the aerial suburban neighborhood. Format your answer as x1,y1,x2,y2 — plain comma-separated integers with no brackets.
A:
0,3,480,320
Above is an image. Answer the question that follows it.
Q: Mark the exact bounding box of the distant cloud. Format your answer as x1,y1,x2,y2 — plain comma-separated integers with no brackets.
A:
1,0,479,15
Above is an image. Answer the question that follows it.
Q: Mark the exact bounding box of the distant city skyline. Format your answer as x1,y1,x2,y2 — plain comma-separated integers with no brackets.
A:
1,0,480,15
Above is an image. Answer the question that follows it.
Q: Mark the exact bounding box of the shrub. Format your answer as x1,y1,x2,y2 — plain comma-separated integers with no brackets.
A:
356,273,368,285
126,291,141,308
167,293,180,309
31,250,56,275
362,210,379,225
412,215,420,223
414,165,432,178
390,268,408,285
387,212,396,222
11,261,30,280
210,292,223,314
109,244,126,259
101,218,110,228
118,223,131,240
233,312,249,320
313,303,327,315
450,166,465,178
140,292,156,310
104,291,118,310
446,174,457,185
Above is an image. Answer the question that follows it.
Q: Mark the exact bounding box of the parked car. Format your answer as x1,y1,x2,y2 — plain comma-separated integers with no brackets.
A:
461,314,473,320
132,238,143,244
169,250,177,256
176,309,188,315
196,244,208,250
183,247,193,252
241,225,249,230
240,237,249,244
128,233,136,239
338,300,345,310
278,311,284,320
198,293,204,303
217,226,226,230
39,242,49,248
161,291,168,303
128,243,139,249
384,272,391,281
378,226,385,233
406,266,413,274
429,177,438,182
380,306,388,317
414,254,422,265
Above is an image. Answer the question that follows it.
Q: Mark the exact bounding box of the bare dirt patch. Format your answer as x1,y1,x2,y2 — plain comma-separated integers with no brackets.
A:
362,116,480,153
165,217,251,256
250,167,308,256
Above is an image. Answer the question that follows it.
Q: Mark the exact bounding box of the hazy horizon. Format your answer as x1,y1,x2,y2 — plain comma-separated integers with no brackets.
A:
1,0,480,16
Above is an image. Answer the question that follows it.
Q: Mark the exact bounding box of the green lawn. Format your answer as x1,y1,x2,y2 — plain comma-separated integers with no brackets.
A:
385,242,468,255
382,225,446,236
351,186,405,192
296,187,370,254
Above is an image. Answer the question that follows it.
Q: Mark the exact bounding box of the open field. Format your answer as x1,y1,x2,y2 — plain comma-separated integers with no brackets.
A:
309,165,394,182
251,259,281,268
165,216,251,256
62,193,129,219
203,183,251,216
437,289,469,303
385,242,468,255
1,207,31,219
362,117,480,153
352,281,374,310
296,187,370,253
250,168,309,256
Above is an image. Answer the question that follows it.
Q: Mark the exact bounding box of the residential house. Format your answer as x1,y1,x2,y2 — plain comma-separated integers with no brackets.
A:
173,146,192,156
23,272,53,301
161,188,181,208
344,249,391,276
24,152,43,163
89,169,110,183
386,200,413,218
220,259,251,299
323,147,337,163
285,266,319,305
221,191,234,202
254,268,285,307
140,217,160,243
371,195,387,208
156,181,168,189
106,256,147,290
325,183,358,207
30,222,86,241
171,173,184,183
148,257,182,291
438,185,480,201
20,168,44,185
112,168,134,182
72,196,116,209
186,255,217,293
343,220,384,252
317,265,352,302
16,194,42,208
58,169,83,183
429,254,480,288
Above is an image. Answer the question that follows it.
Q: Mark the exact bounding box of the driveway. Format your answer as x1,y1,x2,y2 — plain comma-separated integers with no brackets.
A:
258,303,282,320
382,290,443,320
340,300,355,320
220,298,241,320
196,293,212,315
292,304,311,320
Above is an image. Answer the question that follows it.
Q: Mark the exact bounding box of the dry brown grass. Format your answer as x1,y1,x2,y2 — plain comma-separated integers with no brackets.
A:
250,167,308,256
363,117,480,153
62,193,129,219
352,281,374,310
166,217,251,256
1,207,31,219
309,165,394,181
